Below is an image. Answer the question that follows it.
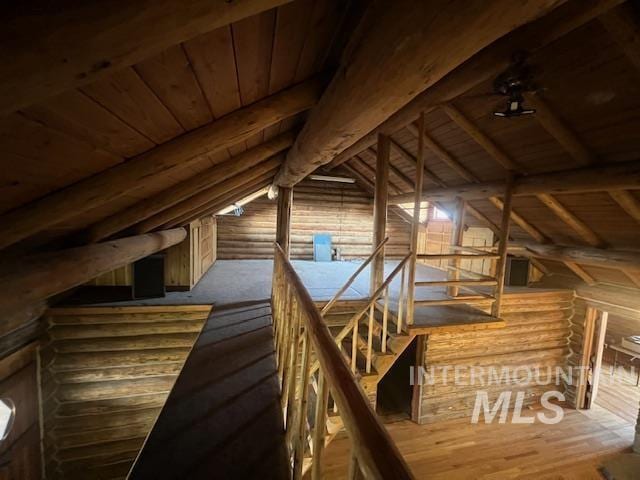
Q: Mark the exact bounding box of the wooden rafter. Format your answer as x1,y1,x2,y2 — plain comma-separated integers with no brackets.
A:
136,157,283,233
599,2,640,72
488,197,548,244
535,194,605,247
352,156,403,196
388,138,445,187
609,190,640,224
326,0,623,170
85,132,294,242
0,77,324,250
564,262,597,286
441,104,521,172
362,148,414,190
406,123,479,182
275,0,567,186
524,93,596,166
0,0,292,114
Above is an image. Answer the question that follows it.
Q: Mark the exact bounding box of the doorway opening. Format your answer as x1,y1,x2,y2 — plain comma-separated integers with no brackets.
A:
376,337,418,421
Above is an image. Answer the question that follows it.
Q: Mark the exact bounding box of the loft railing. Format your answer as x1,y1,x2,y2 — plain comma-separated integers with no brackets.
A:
272,243,414,480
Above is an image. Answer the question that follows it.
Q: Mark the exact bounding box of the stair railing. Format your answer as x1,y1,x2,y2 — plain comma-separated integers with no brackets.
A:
272,243,414,480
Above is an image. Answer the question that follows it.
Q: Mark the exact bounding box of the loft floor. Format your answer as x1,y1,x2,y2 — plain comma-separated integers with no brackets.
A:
68,259,569,333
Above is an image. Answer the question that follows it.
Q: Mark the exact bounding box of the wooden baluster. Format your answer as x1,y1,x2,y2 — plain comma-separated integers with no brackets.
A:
283,302,301,423
293,329,312,480
277,283,292,382
397,264,406,334
381,286,389,353
311,372,329,480
366,304,375,373
351,315,359,373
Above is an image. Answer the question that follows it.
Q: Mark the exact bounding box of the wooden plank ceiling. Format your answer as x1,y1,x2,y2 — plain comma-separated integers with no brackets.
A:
328,5,640,290
0,0,353,242
0,0,639,292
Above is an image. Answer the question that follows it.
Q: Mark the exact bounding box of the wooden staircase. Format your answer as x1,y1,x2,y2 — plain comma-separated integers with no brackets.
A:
322,301,415,400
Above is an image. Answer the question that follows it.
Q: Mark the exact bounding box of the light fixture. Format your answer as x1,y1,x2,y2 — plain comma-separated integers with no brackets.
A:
493,51,536,118
308,175,355,184
267,184,279,200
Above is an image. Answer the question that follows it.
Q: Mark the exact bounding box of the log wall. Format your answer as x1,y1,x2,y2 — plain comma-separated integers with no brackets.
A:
39,305,210,479
216,180,411,259
418,290,573,423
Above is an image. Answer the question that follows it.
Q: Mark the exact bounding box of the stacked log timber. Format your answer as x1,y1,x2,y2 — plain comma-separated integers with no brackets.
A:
418,289,573,423
39,305,211,479
217,180,410,259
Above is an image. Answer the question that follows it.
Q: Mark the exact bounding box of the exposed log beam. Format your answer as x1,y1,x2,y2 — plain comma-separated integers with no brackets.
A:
599,2,640,72
516,242,640,271
406,123,478,183
524,93,596,166
0,229,186,314
136,157,283,233
609,190,640,224
388,139,445,187
390,159,640,204
0,78,324,250
326,0,617,170
85,133,295,242
488,197,548,243
275,0,567,186
442,104,521,172
0,0,292,114
535,193,605,247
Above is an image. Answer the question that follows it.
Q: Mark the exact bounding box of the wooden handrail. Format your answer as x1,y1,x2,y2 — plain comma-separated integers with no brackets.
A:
273,243,414,480
321,237,390,316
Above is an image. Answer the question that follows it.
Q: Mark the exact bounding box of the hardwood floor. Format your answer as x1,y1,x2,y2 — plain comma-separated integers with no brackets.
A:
594,361,640,425
321,405,635,479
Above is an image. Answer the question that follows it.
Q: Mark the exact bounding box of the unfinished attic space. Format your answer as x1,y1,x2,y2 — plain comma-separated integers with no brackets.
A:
4,1,640,479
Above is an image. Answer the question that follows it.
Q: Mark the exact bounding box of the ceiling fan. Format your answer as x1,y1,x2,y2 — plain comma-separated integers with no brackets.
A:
492,51,538,118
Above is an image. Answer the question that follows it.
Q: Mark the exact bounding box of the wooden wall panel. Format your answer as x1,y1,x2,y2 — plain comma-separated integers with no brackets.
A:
89,217,217,290
418,290,573,423
0,343,41,480
217,180,411,259
40,305,210,480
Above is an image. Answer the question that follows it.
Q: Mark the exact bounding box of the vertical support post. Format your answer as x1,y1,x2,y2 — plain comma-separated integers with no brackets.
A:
293,329,311,480
448,197,466,297
577,306,597,409
491,174,513,318
276,187,293,258
397,264,406,333
406,113,426,325
590,310,608,405
371,134,390,294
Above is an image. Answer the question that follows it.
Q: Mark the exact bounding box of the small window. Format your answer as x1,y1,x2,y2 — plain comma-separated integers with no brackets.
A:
0,398,15,441
433,207,450,220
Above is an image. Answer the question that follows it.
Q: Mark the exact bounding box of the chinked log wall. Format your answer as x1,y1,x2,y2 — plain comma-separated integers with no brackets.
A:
39,305,211,480
217,180,411,259
419,290,573,423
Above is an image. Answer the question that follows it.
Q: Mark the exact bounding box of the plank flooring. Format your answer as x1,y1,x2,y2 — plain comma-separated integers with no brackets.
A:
321,405,635,479
129,301,288,480
594,361,640,425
